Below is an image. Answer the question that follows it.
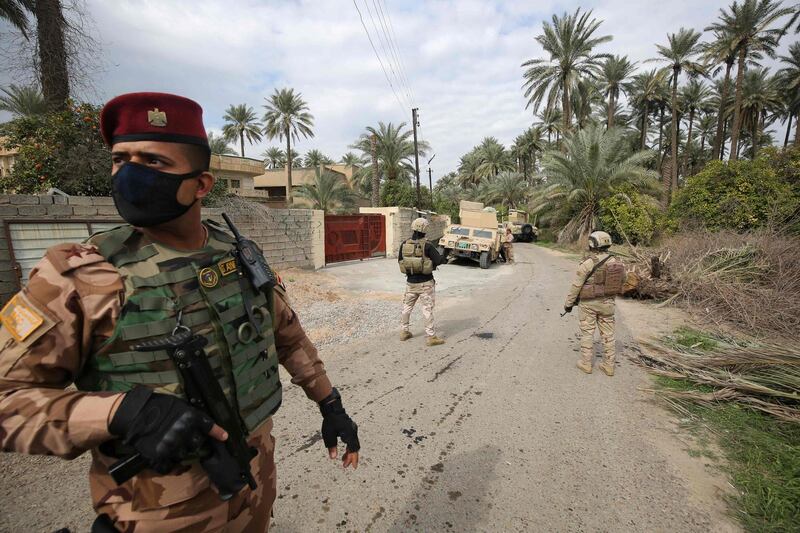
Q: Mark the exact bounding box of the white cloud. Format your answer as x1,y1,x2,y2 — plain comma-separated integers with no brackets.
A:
1,0,796,181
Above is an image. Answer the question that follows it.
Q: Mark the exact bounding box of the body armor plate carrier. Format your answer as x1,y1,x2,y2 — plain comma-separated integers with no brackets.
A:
78,222,281,433
579,255,626,300
399,239,433,276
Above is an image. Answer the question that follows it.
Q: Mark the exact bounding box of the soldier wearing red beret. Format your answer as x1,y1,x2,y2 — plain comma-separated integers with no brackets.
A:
0,92,360,532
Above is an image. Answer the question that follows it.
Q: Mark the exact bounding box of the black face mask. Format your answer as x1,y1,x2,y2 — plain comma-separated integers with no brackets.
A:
112,162,203,227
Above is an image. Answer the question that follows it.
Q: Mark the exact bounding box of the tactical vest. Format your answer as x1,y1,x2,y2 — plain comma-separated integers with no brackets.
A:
579,254,626,300
399,239,433,275
77,222,281,433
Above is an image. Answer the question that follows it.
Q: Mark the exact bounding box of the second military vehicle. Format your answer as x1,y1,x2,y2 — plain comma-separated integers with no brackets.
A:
504,209,538,242
438,201,502,269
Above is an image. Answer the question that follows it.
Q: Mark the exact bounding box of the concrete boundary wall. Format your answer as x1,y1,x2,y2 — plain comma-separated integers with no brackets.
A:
360,207,449,258
0,194,324,305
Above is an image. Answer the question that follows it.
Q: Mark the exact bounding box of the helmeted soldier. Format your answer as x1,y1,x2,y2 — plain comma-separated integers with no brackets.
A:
0,92,360,532
502,226,515,264
398,217,446,346
563,231,626,376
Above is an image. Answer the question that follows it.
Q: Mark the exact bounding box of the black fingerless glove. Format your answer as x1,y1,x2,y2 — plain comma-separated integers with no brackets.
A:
319,388,360,452
109,386,214,474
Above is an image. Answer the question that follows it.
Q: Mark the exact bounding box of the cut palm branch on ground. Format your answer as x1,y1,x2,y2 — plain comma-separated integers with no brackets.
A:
637,338,800,424
621,230,800,338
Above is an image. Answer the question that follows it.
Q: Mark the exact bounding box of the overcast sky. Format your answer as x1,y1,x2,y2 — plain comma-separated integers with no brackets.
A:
1,0,796,182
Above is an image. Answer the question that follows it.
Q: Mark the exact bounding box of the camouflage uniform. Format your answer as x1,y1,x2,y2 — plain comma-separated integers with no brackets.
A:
401,280,436,337
565,251,618,373
0,224,332,531
502,231,514,264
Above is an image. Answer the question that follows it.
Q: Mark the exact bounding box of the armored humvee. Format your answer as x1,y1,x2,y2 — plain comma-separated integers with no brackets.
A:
438,201,501,269
504,209,538,242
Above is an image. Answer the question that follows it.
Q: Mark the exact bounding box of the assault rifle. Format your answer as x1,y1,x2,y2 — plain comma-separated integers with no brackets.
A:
108,329,257,500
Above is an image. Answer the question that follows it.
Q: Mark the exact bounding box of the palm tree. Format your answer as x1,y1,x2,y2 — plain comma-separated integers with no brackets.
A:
777,42,800,146
571,78,603,129
521,8,612,136
734,67,781,158
294,167,356,213
476,137,514,178
532,125,661,242
651,27,704,203
626,69,669,149
222,104,262,157
706,0,794,161
303,149,333,168
599,55,636,129
0,84,47,117
341,152,364,166
696,113,718,153
680,79,711,173
207,132,236,156
491,171,530,209
538,109,562,144
456,149,482,187
0,0,34,38
702,30,740,159
350,122,427,185
263,88,314,205
262,147,285,169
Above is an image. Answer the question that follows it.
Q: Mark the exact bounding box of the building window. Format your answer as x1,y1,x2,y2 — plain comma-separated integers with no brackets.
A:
231,179,241,188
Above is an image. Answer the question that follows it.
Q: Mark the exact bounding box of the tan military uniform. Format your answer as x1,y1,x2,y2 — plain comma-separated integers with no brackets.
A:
503,232,514,264
565,252,618,372
0,234,331,532
401,280,436,337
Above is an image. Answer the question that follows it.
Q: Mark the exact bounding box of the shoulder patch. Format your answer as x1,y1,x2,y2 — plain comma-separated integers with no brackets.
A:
0,292,53,343
204,219,236,244
46,243,107,275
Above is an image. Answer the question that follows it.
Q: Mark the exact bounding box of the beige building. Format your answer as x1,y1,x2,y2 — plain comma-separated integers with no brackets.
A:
0,137,18,178
209,154,269,202
254,164,366,209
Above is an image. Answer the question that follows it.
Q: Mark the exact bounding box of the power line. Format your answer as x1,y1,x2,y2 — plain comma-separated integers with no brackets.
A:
352,0,406,115
377,0,416,106
372,0,413,107
363,0,410,109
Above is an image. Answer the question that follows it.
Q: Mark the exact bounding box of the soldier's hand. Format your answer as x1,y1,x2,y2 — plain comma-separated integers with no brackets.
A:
564,305,573,314
319,388,360,469
109,387,228,474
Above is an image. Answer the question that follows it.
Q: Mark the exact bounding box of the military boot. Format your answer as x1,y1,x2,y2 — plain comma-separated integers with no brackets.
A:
426,336,445,346
400,331,412,341
576,360,593,374
599,362,615,376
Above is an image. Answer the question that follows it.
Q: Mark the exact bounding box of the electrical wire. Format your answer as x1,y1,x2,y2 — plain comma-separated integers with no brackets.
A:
377,0,416,106
372,0,414,107
364,0,409,109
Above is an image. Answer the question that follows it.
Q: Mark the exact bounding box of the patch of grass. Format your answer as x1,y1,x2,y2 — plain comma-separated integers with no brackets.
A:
656,375,800,532
668,327,721,351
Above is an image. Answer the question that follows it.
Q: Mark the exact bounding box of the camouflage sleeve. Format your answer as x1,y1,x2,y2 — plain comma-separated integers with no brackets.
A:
565,258,594,308
273,288,333,403
0,244,125,459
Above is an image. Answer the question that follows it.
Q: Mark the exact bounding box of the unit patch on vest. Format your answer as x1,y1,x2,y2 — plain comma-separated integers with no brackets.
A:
219,258,237,277
199,267,219,288
1,293,44,342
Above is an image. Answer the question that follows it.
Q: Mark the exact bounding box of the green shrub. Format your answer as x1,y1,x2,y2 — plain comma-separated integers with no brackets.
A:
0,102,112,195
599,188,664,245
672,159,798,231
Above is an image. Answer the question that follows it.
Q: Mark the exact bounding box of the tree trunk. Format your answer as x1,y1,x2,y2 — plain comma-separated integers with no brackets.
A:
729,48,747,162
240,132,245,157
370,134,380,207
685,108,695,177
784,112,793,147
752,121,758,159
669,68,679,203
285,127,293,206
561,81,571,149
658,105,665,154
35,0,69,110
712,60,733,160
795,114,800,146
640,103,649,149
607,93,614,129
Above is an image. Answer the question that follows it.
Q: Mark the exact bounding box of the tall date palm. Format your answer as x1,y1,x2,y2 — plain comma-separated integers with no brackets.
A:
222,104,262,157
599,55,636,129
263,88,315,205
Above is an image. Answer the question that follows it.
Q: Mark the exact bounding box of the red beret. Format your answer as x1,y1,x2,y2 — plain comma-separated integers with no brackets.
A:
100,92,209,148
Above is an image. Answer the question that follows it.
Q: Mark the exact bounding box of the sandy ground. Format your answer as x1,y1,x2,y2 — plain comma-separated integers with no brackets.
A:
0,244,740,532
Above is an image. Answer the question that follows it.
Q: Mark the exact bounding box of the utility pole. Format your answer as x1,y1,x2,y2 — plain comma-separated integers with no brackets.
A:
427,153,436,210
370,133,380,207
412,107,421,208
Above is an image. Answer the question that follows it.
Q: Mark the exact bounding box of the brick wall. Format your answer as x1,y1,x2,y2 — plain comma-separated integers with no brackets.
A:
0,194,323,305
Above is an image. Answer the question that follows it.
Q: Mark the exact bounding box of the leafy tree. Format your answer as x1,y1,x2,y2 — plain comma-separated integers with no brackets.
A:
706,0,794,161
652,27,704,202
532,125,661,242
207,131,236,156
599,186,663,245
599,55,636,129
350,122,428,192
475,137,514,178
733,67,781,158
262,146,285,169
222,103,262,157
489,171,529,209
204,177,231,207
303,149,334,168
262,88,314,205
0,102,111,195
381,178,417,208
295,167,356,213
521,8,612,136
0,84,47,118
340,152,364,166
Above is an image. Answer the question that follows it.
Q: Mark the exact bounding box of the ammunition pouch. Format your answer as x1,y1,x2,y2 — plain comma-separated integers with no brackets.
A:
399,239,433,275
579,256,626,300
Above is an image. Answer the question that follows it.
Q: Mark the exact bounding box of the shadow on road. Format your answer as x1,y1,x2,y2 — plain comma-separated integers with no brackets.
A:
387,446,501,532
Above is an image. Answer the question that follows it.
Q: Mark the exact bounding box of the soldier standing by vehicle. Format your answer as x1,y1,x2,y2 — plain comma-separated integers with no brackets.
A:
563,231,626,376
502,226,515,264
0,93,360,532
399,218,446,346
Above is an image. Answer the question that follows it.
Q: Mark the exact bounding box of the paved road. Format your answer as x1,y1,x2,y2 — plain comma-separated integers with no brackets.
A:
270,244,736,533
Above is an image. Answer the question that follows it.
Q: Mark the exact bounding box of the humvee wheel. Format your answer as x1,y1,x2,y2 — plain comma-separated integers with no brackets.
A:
479,251,490,269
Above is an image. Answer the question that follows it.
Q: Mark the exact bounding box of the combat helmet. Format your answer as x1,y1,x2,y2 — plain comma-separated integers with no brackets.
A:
411,217,430,233
589,231,612,250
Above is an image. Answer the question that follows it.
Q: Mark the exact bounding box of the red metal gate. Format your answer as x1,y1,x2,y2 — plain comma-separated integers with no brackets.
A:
324,214,386,263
